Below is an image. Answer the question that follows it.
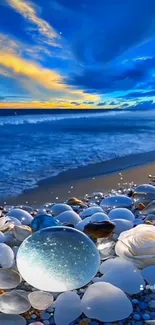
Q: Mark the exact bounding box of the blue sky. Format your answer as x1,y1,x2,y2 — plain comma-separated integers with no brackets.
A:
0,0,155,108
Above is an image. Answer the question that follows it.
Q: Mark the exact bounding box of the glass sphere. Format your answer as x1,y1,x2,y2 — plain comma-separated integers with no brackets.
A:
17,227,100,292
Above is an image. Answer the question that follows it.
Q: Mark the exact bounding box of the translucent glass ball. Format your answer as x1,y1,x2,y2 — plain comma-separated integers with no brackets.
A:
16,227,100,292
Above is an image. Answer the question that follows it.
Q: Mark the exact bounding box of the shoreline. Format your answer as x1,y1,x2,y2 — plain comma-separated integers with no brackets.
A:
2,150,155,206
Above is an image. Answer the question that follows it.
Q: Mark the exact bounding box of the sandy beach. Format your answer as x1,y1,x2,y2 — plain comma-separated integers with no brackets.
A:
3,151,155,206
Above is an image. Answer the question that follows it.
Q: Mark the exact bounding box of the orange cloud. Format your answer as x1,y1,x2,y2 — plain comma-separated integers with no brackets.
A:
0,101,99,109
6,0,60,47
0,51,100,102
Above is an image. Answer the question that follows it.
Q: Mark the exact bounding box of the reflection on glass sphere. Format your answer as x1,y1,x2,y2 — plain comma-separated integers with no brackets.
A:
16,227,100,292
31,215,61,231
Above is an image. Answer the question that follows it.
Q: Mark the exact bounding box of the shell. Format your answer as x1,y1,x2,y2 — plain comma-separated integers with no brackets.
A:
12,225,32,242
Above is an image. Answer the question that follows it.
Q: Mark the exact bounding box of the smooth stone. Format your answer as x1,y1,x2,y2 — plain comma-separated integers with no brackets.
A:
29,323,44,325
148,301,155,309
99,257,136,274
17,227,100,292
0,243,14,268
0,314,26,325
0,291,31,314
0,231,6,243
109,208,135,222
54,292,82,325
43,321,50,325
142,314,151,320
112,219,133,235
28,291,53,310
75,217,91,231
90,212,109,223
31,215,61,231
100,196,133,211
139,302,148,310
133,314,141,320
100,265,145,294
81,282,133,322
8,217,22,226
41,312,51,320
7,209,33,225
134,185,155,195
13,290,31,299
0,216,11,231
13,225,32,241
50,204,73,217
55,211,81,226
142,266,155,287
0,268,21,289
80,207,103,219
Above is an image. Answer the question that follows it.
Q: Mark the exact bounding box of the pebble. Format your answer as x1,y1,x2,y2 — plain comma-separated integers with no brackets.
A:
139,301,148,310
43,321,50,325
132,299,139,304
149,301,155,309
142,313,151,320
133,314,141,320
31,314,37,319
41,312,51,320
135,322,142,325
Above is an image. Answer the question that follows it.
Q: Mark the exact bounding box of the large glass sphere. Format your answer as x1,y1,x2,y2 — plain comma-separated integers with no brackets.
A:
16,227,100,292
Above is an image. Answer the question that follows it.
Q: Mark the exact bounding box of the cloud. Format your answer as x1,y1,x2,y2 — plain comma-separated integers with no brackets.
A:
6,0,60,47
69,0,155,66
70,101,80,106
120,90,155,99
67,55,155,96
0,51,100,103
97,102,106,106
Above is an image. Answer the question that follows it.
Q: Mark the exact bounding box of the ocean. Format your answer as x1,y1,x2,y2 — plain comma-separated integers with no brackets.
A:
0,109,155,199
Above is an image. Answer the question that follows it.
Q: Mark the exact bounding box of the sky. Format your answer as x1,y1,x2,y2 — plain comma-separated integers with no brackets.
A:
1,0,155,109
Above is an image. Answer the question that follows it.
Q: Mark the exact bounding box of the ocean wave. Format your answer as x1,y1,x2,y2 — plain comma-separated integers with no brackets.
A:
0,111,127,126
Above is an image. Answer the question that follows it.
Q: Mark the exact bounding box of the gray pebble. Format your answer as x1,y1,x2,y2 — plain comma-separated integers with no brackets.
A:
41,312,51,320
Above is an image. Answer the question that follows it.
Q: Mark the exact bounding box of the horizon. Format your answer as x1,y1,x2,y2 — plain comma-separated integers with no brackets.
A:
1,0,155,109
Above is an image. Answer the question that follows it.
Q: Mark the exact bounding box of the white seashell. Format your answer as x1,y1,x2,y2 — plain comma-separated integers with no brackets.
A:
112,218,133,235
81,282,133,322
80,207,103,219
0,291,31,314
28,291,54,310
109,208,135,222
0,243,14,268
13,225,32,242
0,314,26,325
75,217,91,231
50,204,73,216
90,212,109,223
0,269,22,289
55,211,81,226
7,209,33,225
115,224,155,268
54,292,82,325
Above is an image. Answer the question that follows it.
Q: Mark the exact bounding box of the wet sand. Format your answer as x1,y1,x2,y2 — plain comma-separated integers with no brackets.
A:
3,151,155,206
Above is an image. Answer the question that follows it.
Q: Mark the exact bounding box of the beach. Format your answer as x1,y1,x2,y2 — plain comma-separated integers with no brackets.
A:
3,157,155,206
